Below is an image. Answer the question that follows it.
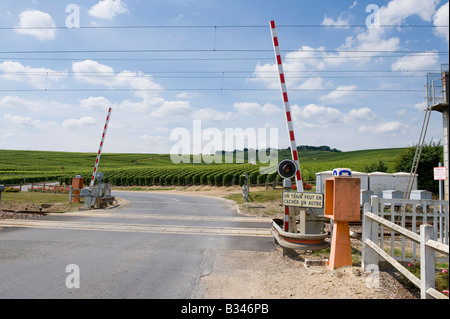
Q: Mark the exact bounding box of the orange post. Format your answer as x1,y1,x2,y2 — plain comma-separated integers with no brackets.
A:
71,177,84,204
324,175,360,269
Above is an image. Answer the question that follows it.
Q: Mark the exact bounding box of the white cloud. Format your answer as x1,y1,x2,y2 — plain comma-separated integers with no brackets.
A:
321,15,351,28
140,134,166,143
414,101,427,111
192,108,232,121
251,46,328,89
89,0,128,20
117,97,164,113
72,60,161,91
0,60,67,89
291,104,343,128
433,2,449,43
297,77,326,90
62,117,97,129
4,114,56,129
290,104,377,129
379,0,440,25
14,10,56,41
358,121,408,136
151,101,192,118
80,96,112,111
320,0,440,69
0,96,68,110
318,85,358,103
176,92,202,99
391,51,439,71
233,102,281,117
347,107,377,121
349,1,358,9
359,121,407,135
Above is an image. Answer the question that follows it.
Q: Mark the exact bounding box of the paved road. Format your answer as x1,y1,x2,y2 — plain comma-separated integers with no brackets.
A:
0,191,273,299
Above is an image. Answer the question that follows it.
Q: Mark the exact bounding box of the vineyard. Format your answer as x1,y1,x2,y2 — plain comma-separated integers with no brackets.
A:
0,148,406,187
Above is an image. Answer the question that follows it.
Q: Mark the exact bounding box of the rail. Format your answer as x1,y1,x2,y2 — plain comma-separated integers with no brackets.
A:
362,196,449,299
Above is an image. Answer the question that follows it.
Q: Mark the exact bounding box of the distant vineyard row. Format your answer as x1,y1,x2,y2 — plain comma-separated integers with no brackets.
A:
0,160,379,186
60,165,274,187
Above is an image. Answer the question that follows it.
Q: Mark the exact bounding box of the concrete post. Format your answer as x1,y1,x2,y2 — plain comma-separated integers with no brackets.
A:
420,224,435,299
362,201,379,271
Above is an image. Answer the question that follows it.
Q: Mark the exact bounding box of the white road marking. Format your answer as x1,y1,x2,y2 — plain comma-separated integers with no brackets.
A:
0,219,272,237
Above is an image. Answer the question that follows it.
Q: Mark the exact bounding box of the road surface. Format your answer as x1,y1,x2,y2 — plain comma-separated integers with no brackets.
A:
0,191,273,299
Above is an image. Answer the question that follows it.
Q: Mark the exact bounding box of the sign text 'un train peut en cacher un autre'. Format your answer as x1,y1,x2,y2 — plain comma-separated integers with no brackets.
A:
282,192,324,209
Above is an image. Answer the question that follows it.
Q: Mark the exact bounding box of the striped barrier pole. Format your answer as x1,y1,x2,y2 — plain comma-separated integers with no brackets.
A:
89,107,112,189
270,20,304,192
270,20,303,233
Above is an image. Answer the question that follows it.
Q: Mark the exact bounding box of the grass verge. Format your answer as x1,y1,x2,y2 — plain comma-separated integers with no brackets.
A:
0,192,82,212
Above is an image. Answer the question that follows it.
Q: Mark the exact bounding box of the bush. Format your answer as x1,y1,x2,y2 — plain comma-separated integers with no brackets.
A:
394,141,443,194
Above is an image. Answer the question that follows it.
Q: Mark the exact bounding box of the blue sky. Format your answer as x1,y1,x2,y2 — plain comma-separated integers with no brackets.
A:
0,0,448,155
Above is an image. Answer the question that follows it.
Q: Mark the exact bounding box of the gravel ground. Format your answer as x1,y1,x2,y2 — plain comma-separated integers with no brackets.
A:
198,248,420,299
0,211,46,220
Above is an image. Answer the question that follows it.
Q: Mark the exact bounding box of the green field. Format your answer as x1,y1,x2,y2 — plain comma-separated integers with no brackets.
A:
0,148,406,186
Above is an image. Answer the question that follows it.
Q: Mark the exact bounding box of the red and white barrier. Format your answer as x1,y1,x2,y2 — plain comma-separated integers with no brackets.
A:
270,20,304,233
270,20,304,193
89,107,112,189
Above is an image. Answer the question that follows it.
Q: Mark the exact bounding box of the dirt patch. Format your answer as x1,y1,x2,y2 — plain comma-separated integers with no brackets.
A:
0,201,79,214
0,196,128,220
199,248,419,299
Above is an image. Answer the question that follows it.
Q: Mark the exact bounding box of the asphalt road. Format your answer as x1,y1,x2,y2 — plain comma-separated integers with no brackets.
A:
0,191,273,299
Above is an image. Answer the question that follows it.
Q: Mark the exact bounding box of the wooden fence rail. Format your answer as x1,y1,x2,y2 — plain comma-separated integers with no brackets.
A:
362,196,449,299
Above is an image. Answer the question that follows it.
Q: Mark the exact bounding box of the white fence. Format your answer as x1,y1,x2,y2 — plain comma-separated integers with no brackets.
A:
368,196,448,262
362,196,449,299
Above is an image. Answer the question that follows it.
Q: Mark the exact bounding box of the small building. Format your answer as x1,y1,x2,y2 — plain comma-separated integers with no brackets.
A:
393,172,417,193
368,172,393,197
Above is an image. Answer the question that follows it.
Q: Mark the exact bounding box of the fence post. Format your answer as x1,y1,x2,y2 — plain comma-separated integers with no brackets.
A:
420,224,435,299
69,186,73,204
362,201,378,271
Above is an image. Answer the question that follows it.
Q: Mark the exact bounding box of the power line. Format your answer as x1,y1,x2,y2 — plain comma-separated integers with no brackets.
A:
1,52,447,62
0,71,427,79
0,88,424,93
0,49,448,54
2,24,448,30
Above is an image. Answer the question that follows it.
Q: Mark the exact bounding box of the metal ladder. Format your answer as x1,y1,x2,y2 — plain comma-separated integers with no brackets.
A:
404,104,432,199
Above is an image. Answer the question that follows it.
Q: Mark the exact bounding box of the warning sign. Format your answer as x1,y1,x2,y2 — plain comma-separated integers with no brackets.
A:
434,167,447,180
283,192,324,208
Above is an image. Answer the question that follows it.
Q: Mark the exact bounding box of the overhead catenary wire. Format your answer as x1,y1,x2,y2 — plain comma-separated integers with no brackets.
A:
0,88,425,93
0,71,430,79
2,24,448,30
1,49,448,54
1,53,447,62
0,24,447,96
